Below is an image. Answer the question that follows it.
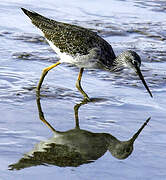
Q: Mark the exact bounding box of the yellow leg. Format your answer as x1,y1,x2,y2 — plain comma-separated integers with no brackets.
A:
36,61,61,96
76,68,90,101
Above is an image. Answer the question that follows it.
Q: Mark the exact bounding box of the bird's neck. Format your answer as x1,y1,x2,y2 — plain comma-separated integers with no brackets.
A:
111,55,125,72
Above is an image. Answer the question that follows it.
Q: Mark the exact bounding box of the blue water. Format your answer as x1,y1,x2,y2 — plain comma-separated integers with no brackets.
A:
0,0,166,179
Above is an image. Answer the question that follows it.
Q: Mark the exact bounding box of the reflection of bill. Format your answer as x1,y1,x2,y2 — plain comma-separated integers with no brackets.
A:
9,98,150,170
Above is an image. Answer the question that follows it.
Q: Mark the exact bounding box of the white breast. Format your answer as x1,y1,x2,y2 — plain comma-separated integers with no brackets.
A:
47,40,103,69
47,40,75,64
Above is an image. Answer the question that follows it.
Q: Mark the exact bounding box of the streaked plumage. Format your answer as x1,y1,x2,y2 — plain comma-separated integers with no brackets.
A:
21,8,115,69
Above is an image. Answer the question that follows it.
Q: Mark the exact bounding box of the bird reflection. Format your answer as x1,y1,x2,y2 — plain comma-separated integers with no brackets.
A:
9,98,150,170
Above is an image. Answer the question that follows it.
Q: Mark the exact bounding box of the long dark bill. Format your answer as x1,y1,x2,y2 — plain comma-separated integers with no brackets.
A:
136,66,153,98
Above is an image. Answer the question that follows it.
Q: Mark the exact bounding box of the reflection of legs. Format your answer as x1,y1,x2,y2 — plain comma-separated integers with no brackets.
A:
36,96,57,133
76,68,90,101
36,61,61,95
74,99,88,129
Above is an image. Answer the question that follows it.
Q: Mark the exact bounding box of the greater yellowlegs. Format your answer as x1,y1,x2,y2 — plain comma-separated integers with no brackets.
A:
21,8,153,100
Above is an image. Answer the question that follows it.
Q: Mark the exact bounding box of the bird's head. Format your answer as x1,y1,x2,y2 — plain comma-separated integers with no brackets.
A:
115,50,153,97
108,117,151,160
108,140,134,160
121,50,141,69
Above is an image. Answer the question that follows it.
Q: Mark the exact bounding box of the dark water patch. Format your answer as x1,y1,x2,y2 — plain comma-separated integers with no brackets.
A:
12,33,46,44
109,21,165,44
38,86,81,102
89,97,108,103
149,75,166,88
144,50,166,63
91,22,127,37
96,68,152,84
98,29,127,38
0,30,13,36
12,51,57,62
12,52,33,60
95,23,127,38
71,20,128,38
0,70,38,104
135,0,166,12
0,89,36,105
134,1,157,8
127,28,165,41
123,22,166,41
11,32,60,63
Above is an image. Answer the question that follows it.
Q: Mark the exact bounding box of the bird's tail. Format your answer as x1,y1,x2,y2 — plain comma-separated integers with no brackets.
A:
21,8,57,30
21,8,43,22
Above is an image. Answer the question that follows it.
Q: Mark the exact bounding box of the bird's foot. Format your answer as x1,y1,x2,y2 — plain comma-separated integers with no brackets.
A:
83,96,91,102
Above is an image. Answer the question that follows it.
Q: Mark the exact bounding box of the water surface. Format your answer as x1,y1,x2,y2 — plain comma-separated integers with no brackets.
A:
0,0,166,179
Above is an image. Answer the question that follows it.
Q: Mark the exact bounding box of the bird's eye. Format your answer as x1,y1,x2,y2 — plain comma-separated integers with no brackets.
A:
132,60,138,66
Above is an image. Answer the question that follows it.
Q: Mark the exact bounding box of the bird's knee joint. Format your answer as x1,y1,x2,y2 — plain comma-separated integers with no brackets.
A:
42,68,49,75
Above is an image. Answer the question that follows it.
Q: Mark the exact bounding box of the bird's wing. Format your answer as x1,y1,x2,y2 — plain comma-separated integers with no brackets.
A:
22,9,97,54
21,8,116,64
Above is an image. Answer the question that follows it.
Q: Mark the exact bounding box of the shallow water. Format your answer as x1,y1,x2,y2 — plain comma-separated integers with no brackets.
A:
0,0,166,179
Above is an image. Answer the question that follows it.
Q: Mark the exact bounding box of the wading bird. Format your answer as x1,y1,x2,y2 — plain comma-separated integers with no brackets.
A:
21,8,153,101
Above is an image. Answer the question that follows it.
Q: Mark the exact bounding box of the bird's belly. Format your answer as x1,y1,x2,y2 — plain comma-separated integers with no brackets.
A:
60,55,101,69
47,40,103,69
